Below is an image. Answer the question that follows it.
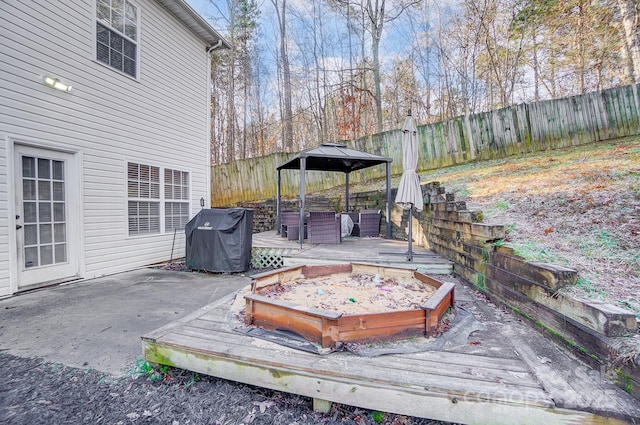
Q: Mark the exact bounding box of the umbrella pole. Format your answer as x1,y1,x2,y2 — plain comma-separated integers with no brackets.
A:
408,206,413,261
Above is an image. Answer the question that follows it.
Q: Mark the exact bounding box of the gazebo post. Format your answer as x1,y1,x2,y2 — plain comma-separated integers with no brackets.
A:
276,169,281,235
345,172,350,212
299,157,306,247
386,162,391,239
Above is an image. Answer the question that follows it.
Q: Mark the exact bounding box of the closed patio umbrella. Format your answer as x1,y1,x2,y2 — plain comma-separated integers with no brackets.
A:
395,111,423,261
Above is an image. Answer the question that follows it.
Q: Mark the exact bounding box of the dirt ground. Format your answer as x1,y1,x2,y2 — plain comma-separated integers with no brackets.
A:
0,351,454,425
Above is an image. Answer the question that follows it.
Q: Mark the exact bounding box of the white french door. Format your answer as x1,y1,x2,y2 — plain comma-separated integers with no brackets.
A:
14,145,80,288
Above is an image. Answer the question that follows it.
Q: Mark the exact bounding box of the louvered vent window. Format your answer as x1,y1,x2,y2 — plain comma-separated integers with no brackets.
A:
96,0,138,78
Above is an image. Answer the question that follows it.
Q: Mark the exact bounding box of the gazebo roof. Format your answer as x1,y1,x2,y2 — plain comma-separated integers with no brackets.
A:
277,143,392,173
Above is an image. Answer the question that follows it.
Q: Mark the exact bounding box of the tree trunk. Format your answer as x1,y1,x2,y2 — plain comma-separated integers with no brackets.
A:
618,0,640,83
368,0,385,134
226,23,236,162
272,0,293,151
281,2,293,150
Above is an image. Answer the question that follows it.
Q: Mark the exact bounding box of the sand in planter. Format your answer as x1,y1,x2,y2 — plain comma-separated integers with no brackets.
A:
256,273,436,315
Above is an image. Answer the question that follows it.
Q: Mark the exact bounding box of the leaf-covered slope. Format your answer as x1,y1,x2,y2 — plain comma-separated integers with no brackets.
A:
424,137,640,317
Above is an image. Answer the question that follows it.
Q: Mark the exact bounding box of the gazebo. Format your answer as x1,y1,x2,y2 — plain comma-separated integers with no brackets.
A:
276,142,393,245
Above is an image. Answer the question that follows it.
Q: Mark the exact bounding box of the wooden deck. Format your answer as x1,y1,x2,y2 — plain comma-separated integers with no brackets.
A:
142,278,638,424
252,231,453,274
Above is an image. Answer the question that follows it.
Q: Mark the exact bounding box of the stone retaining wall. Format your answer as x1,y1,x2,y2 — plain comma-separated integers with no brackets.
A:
423,182,639,399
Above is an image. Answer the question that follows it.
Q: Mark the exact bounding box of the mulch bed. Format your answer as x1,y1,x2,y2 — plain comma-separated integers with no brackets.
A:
0,351,454,425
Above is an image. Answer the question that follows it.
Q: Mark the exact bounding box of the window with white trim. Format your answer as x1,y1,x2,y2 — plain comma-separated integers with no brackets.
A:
127,163,191,236
96,0,138,78
164,169,190,232
127,163,160,235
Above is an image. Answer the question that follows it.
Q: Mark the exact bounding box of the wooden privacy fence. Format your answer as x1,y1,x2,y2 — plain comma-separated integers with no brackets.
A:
211,83,640,207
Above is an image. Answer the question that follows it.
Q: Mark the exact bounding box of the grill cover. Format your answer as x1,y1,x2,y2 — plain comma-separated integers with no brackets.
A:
185,208,253,272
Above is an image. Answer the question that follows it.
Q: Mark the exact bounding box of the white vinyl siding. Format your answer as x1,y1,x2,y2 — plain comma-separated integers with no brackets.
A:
0,0,212,290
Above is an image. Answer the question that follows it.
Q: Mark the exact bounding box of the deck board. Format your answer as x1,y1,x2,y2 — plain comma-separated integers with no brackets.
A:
163,326,545,394
150,329,552,406
171,323,540,389
142,288,635,424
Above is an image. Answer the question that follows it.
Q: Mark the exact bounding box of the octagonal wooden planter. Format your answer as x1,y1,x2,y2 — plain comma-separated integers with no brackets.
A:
244,263,455,349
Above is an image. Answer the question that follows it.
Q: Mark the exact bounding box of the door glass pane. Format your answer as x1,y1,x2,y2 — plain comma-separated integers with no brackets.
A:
53,203,65,222
38,181,51,200
24,202,37,223
23,180,36,200
52,160,64,180
40,245,53,266
54,224,66,243
24,224,38,245
39,202,52,222
40,224,52,244
25,247,38,268
55,244,67,263
53,182,65,201
22,156,36,178
38,158,50,179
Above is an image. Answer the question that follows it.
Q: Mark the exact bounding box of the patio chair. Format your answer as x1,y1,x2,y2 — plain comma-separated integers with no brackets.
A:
281,211,306,241
358,209,381,237
307,211,341,244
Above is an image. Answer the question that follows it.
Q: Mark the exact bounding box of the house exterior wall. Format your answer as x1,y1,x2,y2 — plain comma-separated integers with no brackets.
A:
0,0,212,296
0,141,8,294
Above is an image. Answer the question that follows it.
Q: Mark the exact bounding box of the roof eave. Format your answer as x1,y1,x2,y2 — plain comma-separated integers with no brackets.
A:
155,0,231,49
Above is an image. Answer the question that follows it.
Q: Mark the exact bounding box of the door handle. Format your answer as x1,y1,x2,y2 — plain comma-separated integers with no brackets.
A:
16,224,22,230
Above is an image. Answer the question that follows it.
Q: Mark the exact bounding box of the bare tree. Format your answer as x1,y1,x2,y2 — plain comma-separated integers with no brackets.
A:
333,0,419,133
292,0,331,144
272,0,294,151
405,0,435,122
207,0,636,163
329,1,375,139
618,0,640,83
